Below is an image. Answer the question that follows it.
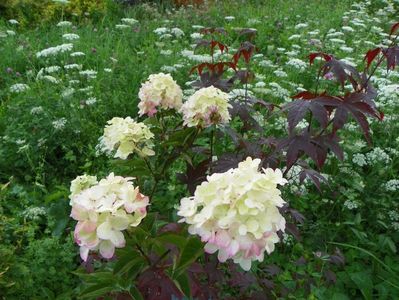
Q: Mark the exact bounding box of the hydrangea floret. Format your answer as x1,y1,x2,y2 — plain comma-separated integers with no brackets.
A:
180,86,232,128
98,117,155,159
70,173,149,261
138,73,183,117
177,157,287,270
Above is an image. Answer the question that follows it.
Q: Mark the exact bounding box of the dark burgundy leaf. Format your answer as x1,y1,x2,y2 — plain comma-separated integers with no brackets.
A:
233,41,256,64
283,97,329,133
316,92,383,143
309,52,332,65
278,132,320,169
315,134,344,161
324,270,337,284
289,208,305,224
178,159,210,194
382,46,399,70
364,48,381,69
212,153,243,173
285,223,301,241
329,248,345,266
295,256,307,266
265,264,282,276
322,57,361,88
247,97,276,111
158,223,182,234
390,22,399,36
299,168,327,192
238,28,257,41
260,279,275,291
137,267,183,300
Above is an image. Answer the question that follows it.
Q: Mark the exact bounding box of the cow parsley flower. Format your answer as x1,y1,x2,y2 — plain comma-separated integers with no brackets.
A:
177,157,287,271
10,83,30,93
57,21,72,27
36,43,73,58
286,58,307,71
121,18,138,25
98,117,155,159
71,52,85,57
52,117,67,130
138,73,183,117
63,33,80,41
70,173,149,261
171,27,184,37
181,86,231,128
385,179,399,192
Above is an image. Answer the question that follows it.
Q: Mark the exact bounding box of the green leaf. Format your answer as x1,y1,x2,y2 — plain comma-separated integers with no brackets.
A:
129,285,144,300
157,233,188,250
113,251,141,275
174,237,203,277
328,242,399,280
164,127,196,147
331,292,350,300
110,158,151,177
174,272,191,297
349,272,373,300
79,284,115,299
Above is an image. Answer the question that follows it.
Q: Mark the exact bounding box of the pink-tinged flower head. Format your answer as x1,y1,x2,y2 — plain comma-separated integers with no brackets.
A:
180,86,232,128
69,173,149,261
177,157,287,271
138,73,183,117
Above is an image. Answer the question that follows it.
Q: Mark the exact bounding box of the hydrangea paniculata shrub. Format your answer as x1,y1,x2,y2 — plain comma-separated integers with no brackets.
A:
138,73,183,117
69,173,149,261
177,157,287,270
98,117,155,159
180,85,231,127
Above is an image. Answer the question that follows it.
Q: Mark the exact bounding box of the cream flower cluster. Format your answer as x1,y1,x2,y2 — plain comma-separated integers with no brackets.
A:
70,173,149,261
138,73,183,116
98,117,155,159
177,157,287,271
180,86,232,127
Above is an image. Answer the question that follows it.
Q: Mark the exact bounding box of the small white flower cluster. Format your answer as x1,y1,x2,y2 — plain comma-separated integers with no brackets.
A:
385,179,399,192
52,117,67,130
177,157,287,271
10,83,30,93
22,206,47,221
180,86,232,128
286,58,307,71
62,33,80,41
343,199,360,210
98,117,155,159
366,147,391,165
352,153,367,167
36,43,73,58
153,27,184,39
138,73,183,117
70,173,149,261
